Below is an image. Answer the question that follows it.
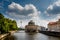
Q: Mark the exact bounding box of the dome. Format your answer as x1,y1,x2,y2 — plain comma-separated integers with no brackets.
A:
28,20,35,25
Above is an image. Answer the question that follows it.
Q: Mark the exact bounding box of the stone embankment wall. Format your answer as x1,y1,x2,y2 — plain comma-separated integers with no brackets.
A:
0,30,17,40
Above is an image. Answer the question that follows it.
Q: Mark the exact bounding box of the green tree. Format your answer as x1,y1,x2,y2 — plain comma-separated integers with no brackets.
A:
0,13,18,34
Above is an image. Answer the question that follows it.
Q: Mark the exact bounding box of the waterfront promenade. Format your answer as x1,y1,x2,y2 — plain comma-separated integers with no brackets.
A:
0,31,17,40
0,33,9,40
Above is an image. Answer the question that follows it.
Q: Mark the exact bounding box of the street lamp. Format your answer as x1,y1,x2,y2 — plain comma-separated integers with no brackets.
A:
20,21,22,28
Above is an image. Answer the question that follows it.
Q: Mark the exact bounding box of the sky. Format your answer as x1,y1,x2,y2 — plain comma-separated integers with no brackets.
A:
0,0,60,28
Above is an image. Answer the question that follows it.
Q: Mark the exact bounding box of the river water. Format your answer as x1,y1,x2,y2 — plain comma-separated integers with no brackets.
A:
4,31,60,40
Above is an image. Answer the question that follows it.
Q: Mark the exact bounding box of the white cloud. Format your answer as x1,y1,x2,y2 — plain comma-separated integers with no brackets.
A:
6,2,45,28
8,2,24,11
7,2,60,28
47,5,53,10
54,14,60,20
45,0,60,16
31,16,49,28
43,0,60,25
7,2,40,19
17,18,49,28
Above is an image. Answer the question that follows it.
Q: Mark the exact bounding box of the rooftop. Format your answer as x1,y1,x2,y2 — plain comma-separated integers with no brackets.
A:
48,22,57,25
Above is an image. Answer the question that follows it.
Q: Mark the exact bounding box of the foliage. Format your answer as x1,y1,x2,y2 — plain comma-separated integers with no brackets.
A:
0,13,18,34
18,28,25,30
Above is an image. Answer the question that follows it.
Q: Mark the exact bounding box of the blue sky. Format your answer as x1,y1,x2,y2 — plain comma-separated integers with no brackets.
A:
0,0,60,28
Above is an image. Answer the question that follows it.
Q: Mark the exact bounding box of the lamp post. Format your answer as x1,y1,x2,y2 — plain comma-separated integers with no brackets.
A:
20,21,22,28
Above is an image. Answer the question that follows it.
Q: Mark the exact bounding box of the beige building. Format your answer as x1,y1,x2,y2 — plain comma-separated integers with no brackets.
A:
48,19,60,32
25,20,38,32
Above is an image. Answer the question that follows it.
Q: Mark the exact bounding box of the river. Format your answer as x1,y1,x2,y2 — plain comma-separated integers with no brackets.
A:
4,31,60,40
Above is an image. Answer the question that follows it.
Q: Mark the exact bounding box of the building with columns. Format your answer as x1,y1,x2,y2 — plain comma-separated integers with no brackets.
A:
25,20,39,32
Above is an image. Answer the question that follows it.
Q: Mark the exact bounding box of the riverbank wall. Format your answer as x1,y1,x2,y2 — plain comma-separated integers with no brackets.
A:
0,30,17,40
9,30,17,35
0,33,9,40
39,31,60,37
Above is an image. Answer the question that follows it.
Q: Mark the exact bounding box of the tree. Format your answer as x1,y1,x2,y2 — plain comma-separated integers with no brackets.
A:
0,13,4,19
0,13,5,33
0,13,18,34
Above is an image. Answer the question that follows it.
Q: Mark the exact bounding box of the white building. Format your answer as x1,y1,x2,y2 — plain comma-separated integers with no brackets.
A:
48,19,60,32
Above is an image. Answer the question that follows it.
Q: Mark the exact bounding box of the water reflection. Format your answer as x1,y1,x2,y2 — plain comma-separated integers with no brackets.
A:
48,36,60,40
25,33,36,40
4,31,60,40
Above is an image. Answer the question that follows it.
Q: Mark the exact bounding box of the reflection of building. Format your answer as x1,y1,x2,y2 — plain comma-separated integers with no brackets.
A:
25,20,38,32
48,19,60,32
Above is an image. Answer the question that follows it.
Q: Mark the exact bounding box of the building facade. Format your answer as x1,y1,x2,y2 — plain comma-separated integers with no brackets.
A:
48,19,60,32
25,20,38,32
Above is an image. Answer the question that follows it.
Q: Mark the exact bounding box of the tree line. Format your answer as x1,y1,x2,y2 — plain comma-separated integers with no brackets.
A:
0,13,18,34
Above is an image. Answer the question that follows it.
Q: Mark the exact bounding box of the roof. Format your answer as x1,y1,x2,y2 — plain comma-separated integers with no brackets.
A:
48,22,57,25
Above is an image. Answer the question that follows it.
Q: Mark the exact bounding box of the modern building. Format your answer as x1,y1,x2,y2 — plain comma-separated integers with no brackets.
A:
25,20,38,32
48,19,60,32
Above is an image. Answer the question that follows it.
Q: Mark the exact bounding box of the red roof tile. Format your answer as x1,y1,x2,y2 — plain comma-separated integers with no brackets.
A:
48,22,57,25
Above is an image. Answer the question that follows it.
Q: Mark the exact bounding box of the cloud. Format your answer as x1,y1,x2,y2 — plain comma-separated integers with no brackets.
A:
45,1,60,16
17,18,49,28
53,14,60,21
7,2,59,28
6,2,44,28
31,16,49,28
6,2,40,20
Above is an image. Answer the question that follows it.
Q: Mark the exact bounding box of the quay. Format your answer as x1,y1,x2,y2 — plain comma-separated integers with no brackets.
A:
39,31,60,37
0,30,17,40
0,33,9,40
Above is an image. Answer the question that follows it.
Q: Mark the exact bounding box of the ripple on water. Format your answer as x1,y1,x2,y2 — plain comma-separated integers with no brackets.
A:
4,31,60,40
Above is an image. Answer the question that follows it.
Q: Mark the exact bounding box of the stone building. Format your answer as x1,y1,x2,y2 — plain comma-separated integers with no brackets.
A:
48,19,60,32
25,20,38,32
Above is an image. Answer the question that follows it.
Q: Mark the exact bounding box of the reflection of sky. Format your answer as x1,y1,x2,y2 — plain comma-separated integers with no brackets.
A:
7,31,60,40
